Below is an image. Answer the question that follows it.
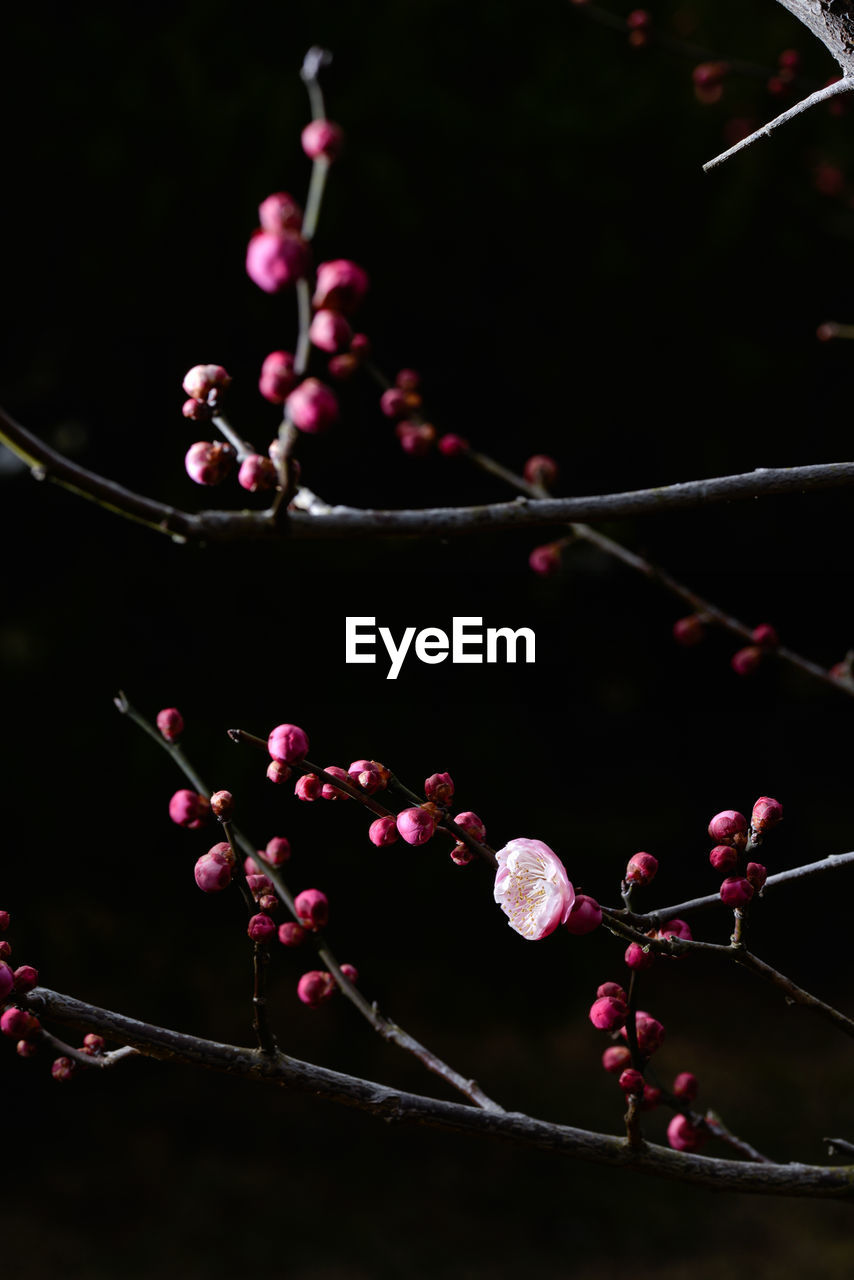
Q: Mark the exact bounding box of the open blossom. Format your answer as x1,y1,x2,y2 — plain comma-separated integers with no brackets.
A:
493,838,575,940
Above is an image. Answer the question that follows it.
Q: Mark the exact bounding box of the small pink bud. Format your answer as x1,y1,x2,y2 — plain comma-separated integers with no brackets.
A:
258,192,303,234
82,1033,105,1054
262,837,291,867
751,796,783,833
438,433,470,457
348,759,383,794
328,353,360,380
450,842,474,866
210,790,233,821
268,723,309,764
0,910,9,931
313,259,370,315
51,1057,75,1082
597,982,627,1001
17,1039,39,1058
751,623,779,648
395,369,420,391
659,919,692,943
182,397,211,422
602,1045,632,1074
528,544,562,577
673,614,705,647
1,1006,39,1038
13,965,38,994
454,811,486,842
731,645,762,676
238,454,278,493
667,1114,706,1152
425,772,454,804
266,761,292,785
246,230,310,293
156,708,184,742
564,894,603,935
184,440,236,486
294,889,329,930
258,894,279,913
625,941,654,970
625,852,658,886
350,333,371,358
380,387,407,419
523,455,559,488
396,422,436,456
339,963,358,984
194,853,232,893
640,1084,662,1111
692,60,727,104
259,350,298,404
673,1071,699,1101
708,810,748,844
182,364,232,402
619,1068,645,1094
320,765,350,800
295,773,323,801
169,789,210,830
309,308,352,353
301,118,344,161
0,941,9,960
397,807,437,845
297,970,336,1007
709,844,737,873
369,816,399,847
278,921,307,947
720,876,754,906
286,378,339,433
208,841,235,867
244,857,261,875
633,1012,665,1057
589,996,628,1031
746,862,767,890
247,874,272,894
247,913,276,943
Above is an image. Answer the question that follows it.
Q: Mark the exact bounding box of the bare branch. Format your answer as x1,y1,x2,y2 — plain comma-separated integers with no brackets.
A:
704,77,854,172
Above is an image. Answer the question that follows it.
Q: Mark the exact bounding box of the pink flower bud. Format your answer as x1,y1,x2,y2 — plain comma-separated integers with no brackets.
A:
424,772,454,804
438,433,470,457
297,970,336,1007
313,259,369,315
529,544,562,577
13,965,38,994
708,810,747,844
278,921,307,947
347,759,383,794
17,1039,38,1058
182,364,232,402
625,852,658,886
602,1045,632,1074
259,350,298,404
320,765,350,800
523,455,559,488
633,1012,665,1056
208,841,235,866
258,192,303,234
210,790,233,821
731,645,762,676
184,440,236,487
396,422,436,456
619,1068,645,1094
589,996,628,1031
672,614,705,646
1,1006,39,1038
258,894,278,913
624,942,654,970
380,388,407,419
169,789,210,830
194,853,232,893
667,1114,706,1152
247,874,272,894
82,1033,105,1054
0,941,9,959
673,1071,699,1101
262,837,291,867
746,862,767,890
397,807,437,845
454,812,486,842
246,230,310,293
268,723,309,764
450,842,474,866
659,919,692,942
640,1084,662,1111
369,816,398,847
266,761,292,785
328,353,359,380
751,623,779,648
301,118,345,161
494,838,575,940
597,982,627,1001
244,856,260,875
286,378,339,433
51,1057,74,1082
294,889,329,930
295,773,323,801
309,308,352,353
709,844,737,873
182,398,211,422
156,708,184,742
564,894,603,935
339,963,358,984
751,796,783,833
720,876,754,906
247,913,276,943
0,910,9,931
238,454,278,493
350,333,371,358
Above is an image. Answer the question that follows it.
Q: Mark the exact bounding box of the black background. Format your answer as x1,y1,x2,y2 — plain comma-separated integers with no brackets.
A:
1,2,854,1276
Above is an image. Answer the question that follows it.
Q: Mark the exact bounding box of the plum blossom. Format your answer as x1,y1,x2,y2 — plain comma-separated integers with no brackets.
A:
493,838,575,940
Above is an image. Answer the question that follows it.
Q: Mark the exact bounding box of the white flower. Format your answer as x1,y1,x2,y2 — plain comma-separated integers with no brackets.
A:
493,838,575,940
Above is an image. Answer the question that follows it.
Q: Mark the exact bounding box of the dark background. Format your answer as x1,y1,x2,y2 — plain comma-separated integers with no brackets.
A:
1,1,853,1276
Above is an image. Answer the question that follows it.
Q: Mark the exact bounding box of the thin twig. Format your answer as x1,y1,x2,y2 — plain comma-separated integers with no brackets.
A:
703,78,854,172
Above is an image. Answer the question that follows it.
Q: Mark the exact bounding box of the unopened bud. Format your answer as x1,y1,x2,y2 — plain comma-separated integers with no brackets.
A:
369,816,398,847
450,842,474,866
13,965,38,994
731,645,763,676
309,308,352,353
266,761,292,785
528,544,562,577
184,441,235,486
339,963,359,984
564,894,602,935
619,1068,645,1094
624,941,654,970
51,1057,75,1082
709,844,737,873
169,789,210,830
268,723,309,764
667,1114,706,1152
673,615,705,646
294,889,329,930
589,996,628,1031
210,790,233,821
297,970,336,1007
625,852,658,885
247,913,276,943
246,230,310,294
438,433,469,457
720,876,754,906
673,1071,699,1101
259,350,298,404
258,192,303,234
397,807,437,845
602,1045,632,1074
751,796,783,833
286,378,339,433
301,118,345,161
295,773,323,801
156,708,184,742
708,810,747,844
425,772,454,804
523,455,559,488
746,862,767,890
278,921,307,947
262,837,291,867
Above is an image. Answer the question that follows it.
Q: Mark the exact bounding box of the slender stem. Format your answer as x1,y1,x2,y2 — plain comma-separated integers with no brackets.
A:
24,987,854,1199
826,1137,854,1158
703,78,854,172
700,1111,773,1164
251,942,277,1056
39,1026,138,1069
212,414,257,463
